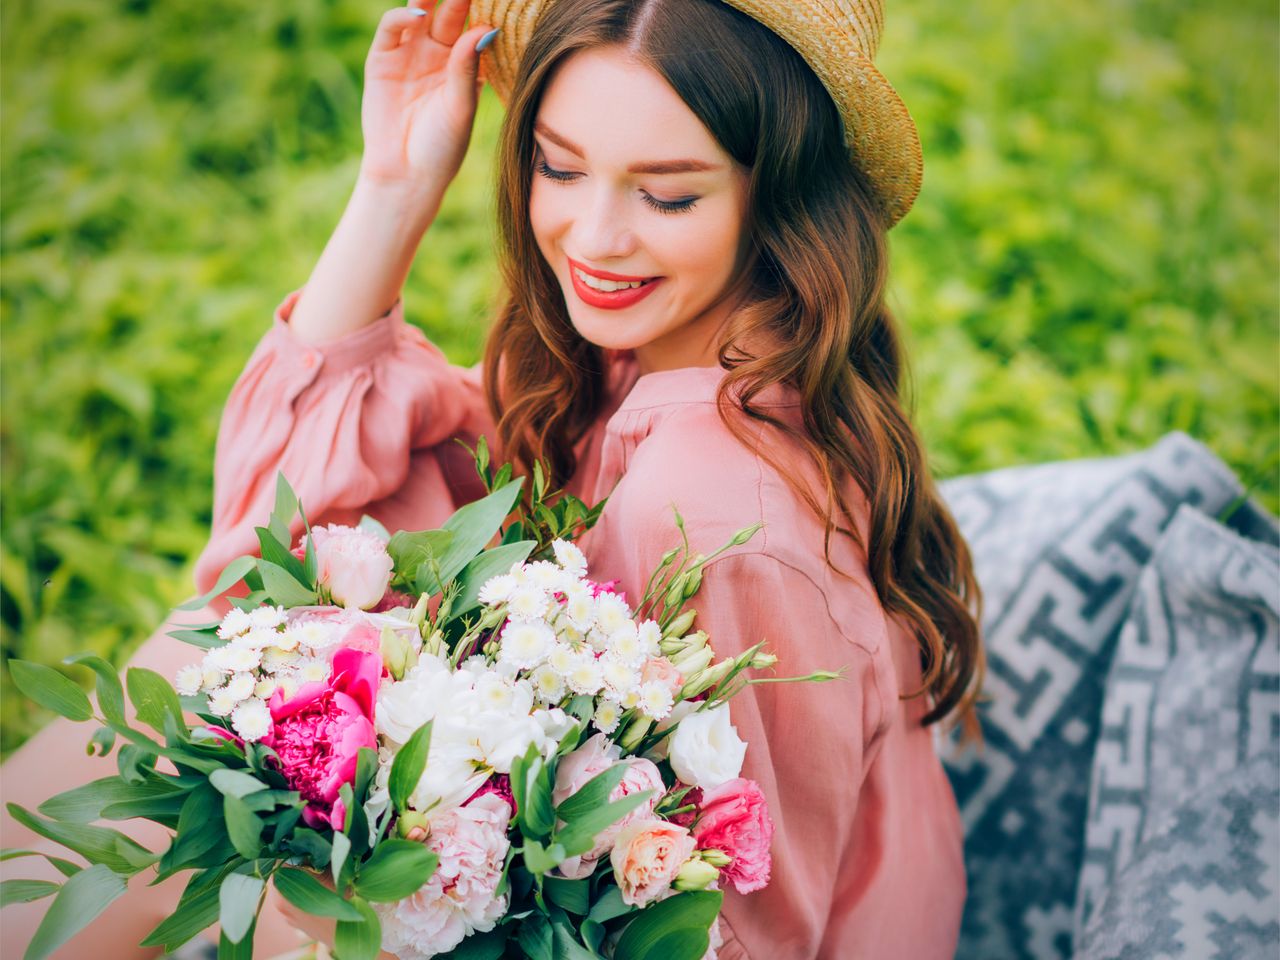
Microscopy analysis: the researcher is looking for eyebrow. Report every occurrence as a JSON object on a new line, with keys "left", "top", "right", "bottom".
{"left": 534, "top": 121, "right": 724, "bottom": 174}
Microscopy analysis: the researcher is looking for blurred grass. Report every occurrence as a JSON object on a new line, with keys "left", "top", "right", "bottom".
{"left": 1, "top": 0, "right": 1276, "bottom": 754}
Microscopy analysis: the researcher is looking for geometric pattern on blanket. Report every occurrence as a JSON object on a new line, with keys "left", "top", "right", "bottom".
{"left": 1073, "top": 504, "right": 1280, "bottom": 957}
{"left": 935, "top": 432, "right": 1260, "bottom": 960}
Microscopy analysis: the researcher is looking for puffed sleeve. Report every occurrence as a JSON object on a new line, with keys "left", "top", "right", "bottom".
{"left": 679, "top": 551, "right": 885, "bottom": 960}
{"left": 192, "top": 287, "right": 494, "bottom": 600}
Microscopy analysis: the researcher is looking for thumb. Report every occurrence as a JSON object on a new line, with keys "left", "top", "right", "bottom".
{"left": 445, "top": 24, "right": 498, "bottom": 108}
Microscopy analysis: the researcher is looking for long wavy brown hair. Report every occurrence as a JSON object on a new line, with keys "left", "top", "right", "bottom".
{"left": 482, "top": 0, "right": 985, "bottom": 739}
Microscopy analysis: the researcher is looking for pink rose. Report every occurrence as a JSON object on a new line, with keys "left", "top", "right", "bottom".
{"left": 309, "top": 524, "right": 394, "bottom": 611}
{"left": 263, "top": 647, "right": 380, "bottom": 830}
{"left": 610, "top": 819, "right": 696, "bottom": 906}
{"left": 376, "top": 793, "right": 512, "bottom": 957}
{"left": 552, "top": 733, "right": 620, "bottom": 808}
{"left": 556, "top": 756, "right": 665, "bottom": 880}
{"left": 640, "top": 657, "right": 684, "bottom": 696}
{"left": 692, "top": 778, "right": 774, "bottom": 894}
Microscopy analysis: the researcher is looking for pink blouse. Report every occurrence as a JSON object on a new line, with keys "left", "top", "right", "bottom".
{"left": 194, "top": 289, "right": 966, "bottom": 960}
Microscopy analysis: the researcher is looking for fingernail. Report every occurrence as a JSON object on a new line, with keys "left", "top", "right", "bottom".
{"left": 475, "top": 27, "right": 500, "bottom": 52}
{"left": 408, "top": 8, "right": 427, "bottom": 15}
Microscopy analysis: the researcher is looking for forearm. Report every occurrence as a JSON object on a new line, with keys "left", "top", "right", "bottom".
{"left": 286, "top": 175, "right": 443, "bottom": 344}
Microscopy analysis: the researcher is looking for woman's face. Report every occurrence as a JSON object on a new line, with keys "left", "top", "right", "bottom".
{"left": 529, "top": 47, "right": 752, "bottom": 374}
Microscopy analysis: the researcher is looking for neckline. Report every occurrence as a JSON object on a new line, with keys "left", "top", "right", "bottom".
{"left": 614, "top": 361, "right": 800, "bottom": 414}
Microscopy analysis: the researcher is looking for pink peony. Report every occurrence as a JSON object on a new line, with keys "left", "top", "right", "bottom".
{"left": 309, "top": 524, "right": 394, "bottom": 610}
{"left": 263, "top": 646, "right": 380, "bottom": 830}
{"left": 610, "top": 819, "right": 696, "bottom": 906}
{"left": 556, "top": 756, "right": 665, "bottom": 880}
{"left": 465, "top": 773, "right": 516, "bottom": 814}
{"left": 692, "top": 778, "right": 774, "bottom": 894}
{"left": 376, "top": 794, "right": 512, "bottom": 958}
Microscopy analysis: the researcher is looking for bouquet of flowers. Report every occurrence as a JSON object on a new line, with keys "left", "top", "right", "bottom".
{"left": 4, "top": 444, "right": 836, "bottom": 960}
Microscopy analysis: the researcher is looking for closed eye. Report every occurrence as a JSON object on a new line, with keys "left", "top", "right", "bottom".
{"left": 534, "top": 158, "right": 699, "bottom": 215}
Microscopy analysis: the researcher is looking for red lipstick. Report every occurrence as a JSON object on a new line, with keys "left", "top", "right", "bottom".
{"left": 568, "top": 257, "right": 664, "bottom": 310}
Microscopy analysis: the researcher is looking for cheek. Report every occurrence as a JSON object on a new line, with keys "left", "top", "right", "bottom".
{"left": 657, "top": 204, "right": 744, "bottom": 292}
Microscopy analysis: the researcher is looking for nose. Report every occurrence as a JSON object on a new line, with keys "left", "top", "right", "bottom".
{"left": 571, "top": 185, "right": 637, "bottom": 263}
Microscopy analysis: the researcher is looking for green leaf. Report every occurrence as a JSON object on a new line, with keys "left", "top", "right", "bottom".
{"left": 255, "top": 526, "right": 308, "bottom": 585}
{"left": 8, "top": 661, "right": 93, "bottom": 722}
{"left": 222, "top": 795, "right": 263, "bottom": 860}
{"left": 438, "top": 927, "right": 509, "bottom": 959}
{"left": 512, "top": 748, "right": 556, "bottom": 841}
{"left": 272, "top": 472, "right": 300, "bottom": 529}
{"left": 282, "top": 828, "right": 331, "bottom": 870}
{"left": 218, "top": 916, "right": 256, "bottom": 960}
{"left": 0, "top": 879, "right": 60, "bottom": 907}
{"left": 358, "top": 516, "right": 391, "bottom": 542}
{"left": 388, "top": 721, "right": 433, "bottom": 813}
{"left": 449, "top": 540, "right": 537, "bottom": 617}
{"left": 612, "top": 890, "right": 722, "bottom": 960}
{"left": 330, "top": 830, "right": 351, "bottom": 887}
{"left": 557, "top": 791, "right": 655, "bottom": 859}
{"left": 87, "top": 726, "right": 116, "bottom": 757}
{"left": 0, "top": 849, "right": 81, "bottom": 878}
{"left": 387, "top": 529, "right": 454, "bottom": 589}
{"left": 333, "top": 895, "right": 382, "bottom": 960}
{"left": 210, "top": 768, "right": 268, "bottom": 799}
{"left": 354, "top": 839, "right": 438, "bottom": 902}
{"left": 552, "top": 921, "right": 601, "bottom": 960}
{"left": 167, "top": 628, "right": 223, "bottom": 649}
{"left": 517, "top": 913, "right": 553, "bottom": 960}
{"left": 38, "top": 776, "right": 182, "bottom": 823}
{"left": 23, "top": 864, "right": 127, "bottom": 960}
{"left": 544, "top": 876, "right": 590, "bottom": 915}
{"left": 218, "top": 870, "right": 264, "bottom": 944}
{"left": 62, "top": 653, "right": 125, "bottom": 726}
{"left": 520, "top": 838, "right": 566, "bottom": 876}
{"left": 274, "top": 867, "right": 362, "bottom": 920}
{"left": 159, "top": 784, "right": 224, "bottom": 875}
{"left": 125, "top": 667, "right": 188, "bottom": 738}
{"left": 355, "top": 746, "right": 378, "bottom": 803}
{"left": 141, "top": 866, "right": 230, "bottom": 949}
{"left": 587, "top": 885, "right": 634, "bottom": 924}
{"left": 424, "top": 478, "right": 525, "bottom": 592}
{"left": 256, "top": 559, "right": 318, "bottom": 606}
{"left": 6, "top": 803, "right": 156, "bottom": 876}
{"left": 178, "top": 556, "right": 257, "bottom": 611}
{"left": 555, "top": 765, "right": 627, "bottom": 823}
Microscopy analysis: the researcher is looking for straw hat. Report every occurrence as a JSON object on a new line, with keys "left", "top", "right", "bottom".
{"left": 469, "top": 0, "right": 923, "bottom": 228}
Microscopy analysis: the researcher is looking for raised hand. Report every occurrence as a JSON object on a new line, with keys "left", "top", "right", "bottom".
{"left": 358, "top": 0, "right": 496, "bottom": 196}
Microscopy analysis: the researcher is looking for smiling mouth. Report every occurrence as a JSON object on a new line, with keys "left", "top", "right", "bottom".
{"left": 572, "top": 266, "right": 659, "bottom": 292}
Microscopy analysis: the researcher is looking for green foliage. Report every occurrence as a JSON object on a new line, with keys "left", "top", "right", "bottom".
{"left": 2, "top": 0, "right": 1275, "bottom": 756}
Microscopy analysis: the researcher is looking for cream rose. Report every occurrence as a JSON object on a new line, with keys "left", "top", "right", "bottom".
{"left": 610, "top": 819, "right": 697, "bottom": 906}
{"left": 311, "top": 524, "right": 394, "bottom": 610}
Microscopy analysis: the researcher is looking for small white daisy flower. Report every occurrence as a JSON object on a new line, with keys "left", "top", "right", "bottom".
{"left": 207, "top": 687, "right": 237, "bottom": 717}
{"left": 566, "top": 653, "right": 604, "bottom": 697}
{"left": 299, "top": 658, "right": 331, "bottom": 683}
{"left": 637, "top": 681, "right": 674, "bottom": 721}
{"left": 506, "top": 586, "right": 550, "bottom": 623}
{"left": 499, "top": 622, "right": 555, "bottom": 670}
{"left": 231, "top": 698, "right": 272, "bottom": 742}
{"left": 292, "top": 621, "right": 334, "bottom": 652}
{"left": 529, "top": 664, "right": 566, "bottom": 703}
{"left": 200, "top": 665, "right": 226, "bottom": 693}
{"left": 253, "top": 677, "right": 277, "bottom": 700}
{"left": 478, "top": 573, "right": 519, "bottom": 607}
{"left": 249, "top": 605, "right": 288, "bottom": 631}
{"left": 525, "top": 560, "right": 569, "bottom": 592}
{"left": 637, "top": 620, "right": 663, "bottom": 657}
{"left": 277, "top": 676, "right": 300, "bottom": 701}
{"left": 552, "top": 539, "right": 588, "bottom": 576}
{"left": 561, "top": 587, "right": 596, "bottom": 632}
{"left": 594, "top": 593, "right": 632, "bottom": 636}
{"left": 618, "top": 688, "right": 642, "bottom": 710}
{"left": 221, "top": 645, "right": 262, "bottom": 673}
{"left": 607, "top": 622, "right": 645, "bottom": 667}
{"left": 225, "top": 672, "right": 256, "bottom": 701}
{"left": 261, "top": 647, "right": 302, "bottom": 674}
{"left": 593, "top": 699, "right": 623, "bottom": 735}
{"left": 600, "top": 656, "right": 640, "bottom": 697}
{"left": 216, "top": 608, "right": 253, "bottom": 640}
{"left": 546, "top": 643, "right": 577, "bottom": 676}
{"left": 240, "top": 627, "right": 282, "bottom": 650}
{"left": 174, "top": 665, "right": 203, "bottom": 697}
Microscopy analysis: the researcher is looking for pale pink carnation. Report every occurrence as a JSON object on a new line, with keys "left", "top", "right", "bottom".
{"left": 376, "top": 794, "right": 512, "bottom": 959}
{"left": 692, "top": 778, "right": 774, "bottom": 894}
{"left": 310, "top": 524, "right": 394, "bottom": 610}
{"left": 610, "top": 819, "right": 696, "bottom": 906}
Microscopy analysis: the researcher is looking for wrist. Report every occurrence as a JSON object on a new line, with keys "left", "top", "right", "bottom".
{"left": 352, "top": 169, "right": 445, "bottom": 225}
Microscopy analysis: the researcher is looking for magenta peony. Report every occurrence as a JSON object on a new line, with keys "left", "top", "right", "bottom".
{"left": 262, "top": 646, "right": 380, "bottom": 830}
{"left": 691, "top": 778, "right": 774, "bottom": 894}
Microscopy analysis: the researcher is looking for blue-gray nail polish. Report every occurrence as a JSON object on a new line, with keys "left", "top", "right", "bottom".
{"left": 408, "top": 7, "right": 427, "bottom": 15}
{"left": 475, "top": 28, "right": 500, "bottom": 52}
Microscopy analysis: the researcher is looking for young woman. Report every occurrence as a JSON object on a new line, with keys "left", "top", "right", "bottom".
{"left": 2, "top": 1, "right": 984, "bottom": 957}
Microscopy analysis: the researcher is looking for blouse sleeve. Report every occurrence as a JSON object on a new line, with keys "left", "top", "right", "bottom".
{"left": 192, "top": 287, "right": 494, "bottom": 601}
{"left": 671, "top": 551, "right": 886, "bottom": 960}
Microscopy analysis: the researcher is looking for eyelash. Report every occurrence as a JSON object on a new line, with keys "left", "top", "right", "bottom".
{"left": 534, "top": 158, "right": 699, "bottom": 215}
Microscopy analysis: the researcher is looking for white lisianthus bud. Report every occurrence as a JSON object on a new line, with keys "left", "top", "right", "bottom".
{"left": 668, "top": 704, "right": 746, "bottom": 789}
{"left": 700, "top": 848, "right": 732, "bottom": 868}
{"left": 679, "top": 658, "right": 734, "bottom": 700}
{"left": 670, "top": 644, "right": 714, "bottom": 678}
{"left": 673, "top": 858, "right": 720, "bottom": 892}
{"left": 662, "top": 610, "right": 697, "bottom": 640}
{"left": 313, "top": 524, "right": 394, "bottom": 610}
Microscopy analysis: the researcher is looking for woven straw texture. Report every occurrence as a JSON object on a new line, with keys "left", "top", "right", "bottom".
{"left": 469, "top": 0, "right": 923, "bottom": 227}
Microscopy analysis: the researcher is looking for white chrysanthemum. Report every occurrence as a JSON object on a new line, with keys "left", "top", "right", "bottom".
{"left": 174, "top": 665, "right": 203, "bottom": 697}
{"left": 529, "top": 664, "right": 566, "bottom": 703}
{"left": 600, "top": 656, "right": 640, "bottom": 697}
{"left": 277, "top": 676, "right": 300, "bottom": 701}
{"left": 566, "top": 653, "right": 604, "bottom": 696}
{"left": 261, "top": 646, "right": 302, "bottom": 674}
{"left": 552, "top": 539, "right": 588, "bottom": 576}
{"left": 478, "top": 573, "right": 519, "bottom": 607}
{"left": 499, "top": 622, "right": 555, "bottom": 670}
{"left": 231, "top": 698, "right": 272, "bottom": 742}
{"left": 239, "top": 627, "right": 282, "bottom": 650}
{"left": 637, "top": 620, "right": 663, "bottom": 657}
{"left": 593, "top": 699, "right": 623, "bottom": 735}
{"left": 618, "top": 687, "right": 642, "bottom": 710}
{"left": 637, "top": 681, "right": 674, "bottom": 721}
{"left": 253, "top": 677, "right": 277, "bottom": 700}
{"left": 291, "top": 621, "right": 335, "bottom": 652}
{"left": 249, "top": 605, "right": 288, "bottom": 630}
{"left": 272, "top": 628, "right": 301, "bottom": 652}
{"left": 216, "top": 607, "right": 252, "bottom": 640}
{"left": 200, "top": 665, "right": 225, "bottom": 693}
{"left": 554, "top": 620, "right": 587, "bottom": 647}
{"left": 299, "top": 658, "right": 331, "bottom": 683}
{"left": 221, "top": 645, "right": 262, "bottom": 673}
{"left": 594, "top": 593, "right": 631, "bottom": 636}
{"left": 585, "top": 627, "right": 611, "bottom": 653}
{"left": 506, "top": 586, "right": 550, "bottom": 623}
{"left": 225, "top": 672, "right": 256, "bottom": 701}
{"left": 607, "top": 622, "right": 646, "bottom": 666}
{"left": 561, "top": 586, "right": 596, "bottom": 632}
{"left": 525, "top": 560, "right": 568, "bottom": 592}
{"left": 546, "top": 643, "right": 577, "bottom": 676}
{"left": 207, "top": 687, "right": 237, "bottom": 717}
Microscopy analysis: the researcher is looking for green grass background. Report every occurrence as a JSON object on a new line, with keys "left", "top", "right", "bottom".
{"left": 2, "top": 0, "right": 1276, "bottom": 754}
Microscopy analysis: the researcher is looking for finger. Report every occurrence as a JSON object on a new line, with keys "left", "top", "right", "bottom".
{"left": 371, "top": 6, "right": 431, "bottom": 53}
{"left": 445, "top": 23, "right": 497, "bottom": 106}
{"left": 430, "top": 0, "right": 470, "bottom": 46}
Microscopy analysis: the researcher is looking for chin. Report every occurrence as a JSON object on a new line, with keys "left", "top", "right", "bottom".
{"left": 564, "top": 309, "right": 654, "bottom": 353}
